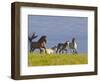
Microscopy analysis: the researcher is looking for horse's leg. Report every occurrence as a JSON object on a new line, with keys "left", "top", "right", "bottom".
{"left": 30, "top": 48, "right": 35, "bottom": 53}
{"left": 73, "top": 49, "right": 77, "bottom": 54}
{"left": 44, "top": 47, "right": 47, "bottom": 54}
{"left": 59, "top": 48, "right": 62, "bottom": 54}
{"left": 56, "top": 44, "right": 61, "bottom": 54}
{"left": 59, "top": 49, "right": 62, "bottom": 53}
{"left": 31, "top": 48, "right": 35, "bottom": 52}
{"left": 62, "top": 50, "right": 64, "bottom": 54}
{"left": 30, "top": 45, "right": 32, "bottom": 52}
{"left": 75, "top": 49, "right": 78, "bottom": 54}
{"left": 60, "top": 48, "right": 64, "bottom": 54}
{"left": 71, "top": 49, "right": 74, "bottom": 55}
{"left": 30, "top": 48, "right": 32, "bottom": 52}
{"left": 56, "top": 48, "right": 59, "bottom": 54}
{"left": 72, "top": 49, "right": 76, "bottom": 54}
{"left": 33, "top": 48, "right": 35, "bottom": 51}
{"left": 73, "top": 49, "right": 75, "bottom": 54}
{"left": 39, "top": 48, "right": 43, "bottom": 54}
{"left": 64, "top": 49, "right": 67, "bottom": 54}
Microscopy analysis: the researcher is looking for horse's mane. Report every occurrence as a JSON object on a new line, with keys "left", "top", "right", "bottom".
{"left": 38, "top": 35, "right": 47, "bottom": 43}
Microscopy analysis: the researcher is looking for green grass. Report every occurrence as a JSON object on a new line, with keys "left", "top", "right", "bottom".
{"left": 28, "top": 52, "right": 88, "bottom": 66}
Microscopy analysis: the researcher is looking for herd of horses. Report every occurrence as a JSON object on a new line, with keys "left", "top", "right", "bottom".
{"left": 28, "top": 33, "right": 78, "bottom": 54}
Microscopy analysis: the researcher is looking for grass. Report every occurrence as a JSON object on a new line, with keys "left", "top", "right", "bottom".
{"left": 28, "top": 52, "right": 88, "bottom": 66}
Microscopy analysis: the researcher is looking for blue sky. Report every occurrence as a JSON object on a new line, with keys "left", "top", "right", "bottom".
{"left": 28, "top": 15, "right": 88, "bottom": 53}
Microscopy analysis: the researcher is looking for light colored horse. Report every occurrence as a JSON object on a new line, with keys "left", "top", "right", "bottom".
{"left": 67, "top": 38, "right": 78, "bottom": 54}
{"left": 46, "top": 48, "right": 55, "bottom": 54}
{"left": 43, "top": 46, "right": 57, "bottom": 54}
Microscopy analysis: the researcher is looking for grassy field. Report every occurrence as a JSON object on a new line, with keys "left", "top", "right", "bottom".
{"left": 28, "top": 52, "right": 88, "bottom": 66}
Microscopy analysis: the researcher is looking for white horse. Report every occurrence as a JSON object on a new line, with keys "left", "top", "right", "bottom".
{"left": 67, "top": 37, "right": 78, "bottom": 54}
{"left": 44, "top": 46, "right": 57, "bottom": 54}
{"left": 46, "top": 48, "right": 55, "bottom": 54}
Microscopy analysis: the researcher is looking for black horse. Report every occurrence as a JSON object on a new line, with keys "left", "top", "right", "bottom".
{"left": 30, "top": 35, "right": 47, "bottom": 53}
{"left": 56, "top": 41, "right": 68, "bottom": 54}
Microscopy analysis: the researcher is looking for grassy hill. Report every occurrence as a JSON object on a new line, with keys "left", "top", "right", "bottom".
{"left": 28, "top": 52, "right": 88, "bottom": 66}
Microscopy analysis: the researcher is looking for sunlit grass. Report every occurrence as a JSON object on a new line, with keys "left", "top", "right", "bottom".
{"left": 28, "top": 52, "right": 88, "bottom": 66}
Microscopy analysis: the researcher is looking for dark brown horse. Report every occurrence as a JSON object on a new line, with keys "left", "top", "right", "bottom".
{"left": 30, "top": 35, "right": 47, "bottom": 53}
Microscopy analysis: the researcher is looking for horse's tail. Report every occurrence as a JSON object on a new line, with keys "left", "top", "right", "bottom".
{"left": 28, "top": 37, "right": 32, "bottom": 43}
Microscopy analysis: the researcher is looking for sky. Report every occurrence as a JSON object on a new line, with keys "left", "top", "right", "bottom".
{"left": 28, "top": 15, "right": 88, "bottom": 53}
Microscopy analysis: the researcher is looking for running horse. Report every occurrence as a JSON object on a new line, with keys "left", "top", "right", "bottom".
{"left": 56, "top": 37, "right": 78, "bottom": 54}
{"left": 30, "top": 35, "right": 47, "bottom": 53}
{"left": 68, "top": 37, "right": 78, "bottom": 54}
{"left": 56, "top": 41, "right": 69, "bottom": 54}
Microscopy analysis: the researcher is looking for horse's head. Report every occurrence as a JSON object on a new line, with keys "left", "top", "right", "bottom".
{"left": 64, "top": 41, "right": 69, "bottom": 44}
{"left": 72, "top": 37, "right": 75, "bottom": 40}
{"left": 38, "top": 35, "right": 47, "bottom": 43}
{"left": 72, "top": 37, "right": 76, "bottom": 43}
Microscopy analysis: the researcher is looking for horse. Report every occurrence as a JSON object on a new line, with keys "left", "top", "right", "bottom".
{"left": 45, "top": 46, "right": 57, "bottom": 54}
{"left": 28, "top": 32, "right": 38, "bottom": 42}
{"left": 68, "top": 37, "right": 78, "bottom": 54}
{"left": 30, "top": 35, "right": 47, "bottom": 53}
{"left": 56, "top": 41, "right": 68, "bottom": 54}
{"left": 45, "top": 48, "right": 54, "bottom": 54}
